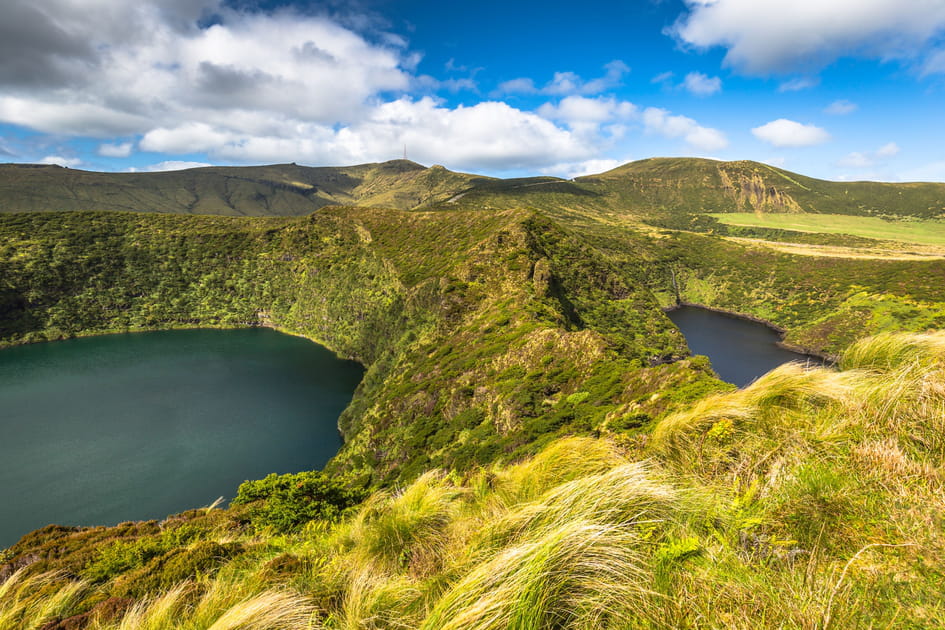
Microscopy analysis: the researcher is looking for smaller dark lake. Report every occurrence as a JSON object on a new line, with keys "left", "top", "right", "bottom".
{"left": 0, "top": 328, "right": 363, "bottom": 549}
{"left": 665, "top": 305, "right": 823, "bottom": 387}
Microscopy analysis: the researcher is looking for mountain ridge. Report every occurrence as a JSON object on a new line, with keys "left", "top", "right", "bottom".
{"left": 4, "top": 157, "right": 945, "bottom": 219}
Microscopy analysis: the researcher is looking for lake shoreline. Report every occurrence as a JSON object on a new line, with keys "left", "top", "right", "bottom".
{"left": 663, "top": 301, "right": 838, "bottom": 364}
{"left": 0, "top": 318, "right": 364, "bottom": 366}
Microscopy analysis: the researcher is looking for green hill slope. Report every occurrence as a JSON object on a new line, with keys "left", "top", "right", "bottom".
{"left": 0, "top": 160, "right": 486, "bottom": 215}
{"left": 579, "top": 157, "right": 945, "bottom": 219}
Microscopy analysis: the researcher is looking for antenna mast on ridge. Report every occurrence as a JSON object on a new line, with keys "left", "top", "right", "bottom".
{"left": 403, "top": 144, "right": 407, "bottom": 160}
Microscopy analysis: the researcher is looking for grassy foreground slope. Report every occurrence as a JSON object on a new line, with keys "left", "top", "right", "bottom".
{"left": 2, "top": 332, "right": 943, "bottom": 628}
{"left": 0, "top": 208, "right": 716, "bottom": 484}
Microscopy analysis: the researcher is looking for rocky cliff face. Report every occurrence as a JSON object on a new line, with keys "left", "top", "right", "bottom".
{"left": 718, "top": 167, "right": 804, "bottom": 213}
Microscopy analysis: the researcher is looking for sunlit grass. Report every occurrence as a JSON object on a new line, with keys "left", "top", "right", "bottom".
{"left": 711, "top": 212, "right": 945, "bottom": 247}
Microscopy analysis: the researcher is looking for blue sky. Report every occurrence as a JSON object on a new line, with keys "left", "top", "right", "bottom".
{"left": 2, "top": 0, "right": 945, "bottom": 181}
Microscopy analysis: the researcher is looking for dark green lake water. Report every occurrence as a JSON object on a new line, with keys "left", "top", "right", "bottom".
{"left": 0, "top": 328, "right": 363, "bottom": 549}
{"left": 666, "top": 306, "right": 823, "bottom": 387}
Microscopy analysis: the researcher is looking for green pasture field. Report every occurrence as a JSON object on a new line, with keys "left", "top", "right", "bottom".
{"left": 711, "top": 212, "right": 945, "bottom": 247}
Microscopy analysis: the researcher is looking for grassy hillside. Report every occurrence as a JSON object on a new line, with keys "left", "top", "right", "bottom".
{"left": 0, "top": 161, "right": 487, "bottom": 215}
{"left": 2, "top": 332, "right": 943, "bottom": 628}
{"left": 580, "top": 158, "right": 945, "bottom": 220}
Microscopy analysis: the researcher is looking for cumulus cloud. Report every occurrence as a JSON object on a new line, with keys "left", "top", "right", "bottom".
{"left": 642, "top": 107, "right": 729, "bottom": 152}
{"left": 135, "top": 98, "right": 601, "bottom": 173}
{"left": 0, "top": 3, "right": 646, "bottom": 172}
{"left": 0, "top": 0, "right": 411, "bottom": 137}
{"left": 495, "top": 60, "right": 629, "bottom": 96}
{"left": 825, "top": 100, "right": 858, "bottom": 115}
{"left": 0, "top": 2, "right": 725, "bottom": 173}
{"left": 682, "top": 72, "right": 722, "bottom": 96}
{"left": 537, "top": 96, "right": 637, "bottom": 124}
{"left": 98, "top": 142, "right": 134, "bottom": 157}
{"left": 752, "top": 119, "right": 830, "bottom": 147}
{"left": 670, "top": 0, "right": 945, "bottom": 75}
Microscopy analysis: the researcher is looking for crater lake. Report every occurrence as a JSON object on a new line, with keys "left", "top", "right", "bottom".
{"left": 0, "top": 328, "right": 363, "bottom": 548}
{"left": 666, "top": 305, "right": 824, "bottom": 388}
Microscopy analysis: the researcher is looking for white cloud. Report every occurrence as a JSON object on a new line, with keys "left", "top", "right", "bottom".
{"left": 140, "top": 122, "right": 235, "bottom": 154}
{"left": 145, "top": 160, "right": 213, "bottom": 172}
{"left": 836, "top": 152, "right": 873, "bottom": 168}
{"left": 537, "top": 96, "right": 636, "bottom": 124}
{"left": 682, "top": 72, "right": 722, "bottom": 96}
{"left": 825, "top": 100, "right": 858, "bottom": 115}
{"left": 540, "top": 159, "right": 626, "bottom": 179}
{"left": 642, "top": 107, "right": 729, "bottom": 152}
{"left": 0, "top": 5, "right": 646, "bottom": 173}
{"left": 777, "top": 77, "right": 819, "bottom": 92}
{"left": 417, "top": 76, "right": 477, "bottom": 93}
{"left": 496, "top": 60, "right": 629, "bottom": 96}
{"left": 0, "top": 1, "right": 412, "bottom": 137}
{"left": 923, "top": 48, "right": 945, "bottom": 75}
{"left": 0, "top": 3, "right": 740, "bottom": 174}
{"left": 651, "top": 71, "right": 674, "bottom": 84}
{"left": 836, "top": 142, "right": 900, "bottom": 168}
{"left": 39, "top": 155, "right": 82, "bottom": 167}
{"left": 495, "top": 77, "right": 537, "bottom": 94}
{"left": 0, "top": 97, "right": 150, "bottom": 137}
{"left": 98, "top": 141, "right": 134, "bottom": 157}
{"left": 875, "top": 141, "right": 900, "bottom": 158}
{"left": 142, "top": 98, "right": 601, "bottom": 173}
{"left": 670, "top": 0, "right": 945, "bottom": 75}
{"left": 752, "top": 119, "right": 830, "bottom": 147}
